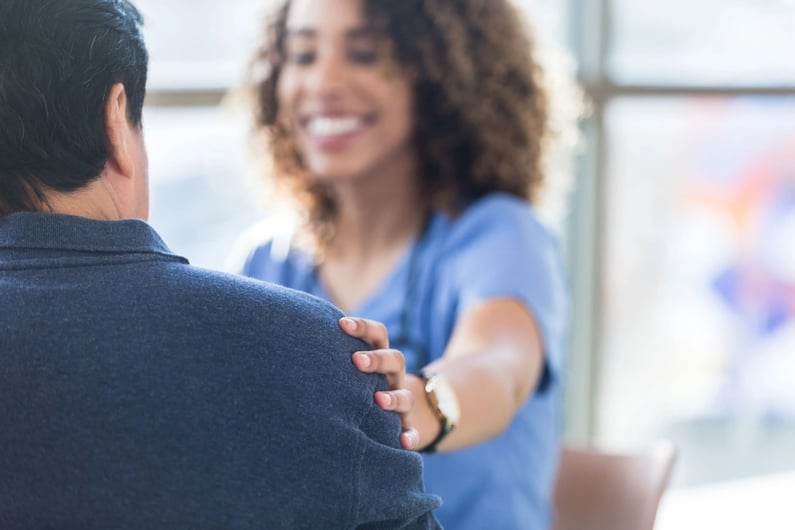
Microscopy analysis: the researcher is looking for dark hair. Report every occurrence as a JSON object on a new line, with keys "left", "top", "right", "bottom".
{"left": 251, "top": 0, "right": 549, "bottom": 245}
{"left": 0, "top": 0, "right": 148, "bottom": 215}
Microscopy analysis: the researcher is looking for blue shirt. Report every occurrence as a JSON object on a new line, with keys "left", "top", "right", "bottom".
{"left": 239, "top": 193, "right": 569, "bottom": 529}
{"left": 1, "top": 212, "right": 441, "bottom": 529}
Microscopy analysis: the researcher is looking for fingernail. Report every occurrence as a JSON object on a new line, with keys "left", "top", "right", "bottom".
{"left": 355, "top": 352, "right": 371, "bottom": 368}
{"left": 409, "top": 431, "right": 419, "bottom": 449}
{"left": 403, "top": 431, "right": 418, "bottom": 450}
{"left": 381, "top": 393, "right": 392, "bottom": 406}
{"left": 342, "top": 317, "right": 357, "bottom": 330}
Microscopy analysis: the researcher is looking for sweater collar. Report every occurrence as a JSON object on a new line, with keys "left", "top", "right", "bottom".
{"left": 0, "top": 212, "right": 182, "bottom": 260}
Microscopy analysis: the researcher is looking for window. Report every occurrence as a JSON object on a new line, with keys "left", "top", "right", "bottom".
{"left": 572, "top": 0, "right": 795, "bottom": 488}
{"left": 137, "top": 0, "right": 267, "bottom": 270}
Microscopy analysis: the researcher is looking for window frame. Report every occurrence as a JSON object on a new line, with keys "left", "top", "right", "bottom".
{"left": 564, "top": 0, "right": 795, "bottom": 443}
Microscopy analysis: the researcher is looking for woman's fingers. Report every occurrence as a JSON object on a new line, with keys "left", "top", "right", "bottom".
{"left": 343, "top": 316, "right": 418, "bottom": 451}
{"left": 377, "top": 390, "right": 417, "bottom": 451}
{"left": 374, "top": 388, "right": 414, "bottom": 413}
{"left": 400, "top": 428, "right": 420, "bottom": 451}
{"left": 351, "top": 348, "right": 405, "bottom": 390}
{"left": 351, "top": 348, "right": 405, "bottom": 374}
{"left": 340, "top": 317, "right": 389, "bottom": 349}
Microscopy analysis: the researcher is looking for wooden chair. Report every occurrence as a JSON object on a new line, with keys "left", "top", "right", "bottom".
{"left": 552, "top": 441, "right": 676, "bottom": 530}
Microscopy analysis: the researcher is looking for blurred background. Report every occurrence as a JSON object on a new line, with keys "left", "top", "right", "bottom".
{"left": 136, "top": 0, "right": 795, "bottom": 527}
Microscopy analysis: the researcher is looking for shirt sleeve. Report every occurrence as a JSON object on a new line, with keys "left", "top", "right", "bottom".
{"left": 274, "top": 293, "right": 442, "bottom": 528}
{"left": 351, "top": 401, "right": 443, "bottom": 529}
{"left": 439, "top": 194, "right": 569, "bottom": 393}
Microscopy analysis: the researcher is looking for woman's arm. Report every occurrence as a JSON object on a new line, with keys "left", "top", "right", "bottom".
{"left": 342, "top": 296, "right": 545, "bottom": 453}
{"left": 408, "top": 297, "right": 545, "bottom": 452}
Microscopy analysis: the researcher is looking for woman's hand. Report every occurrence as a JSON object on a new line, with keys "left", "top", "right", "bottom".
{"left": 340, "top": 317, "right": 419, "bottom": 451}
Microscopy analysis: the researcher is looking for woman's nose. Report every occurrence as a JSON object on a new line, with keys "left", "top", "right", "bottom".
{"left": 305, "top": 53, "right": 348, "bottom": 97}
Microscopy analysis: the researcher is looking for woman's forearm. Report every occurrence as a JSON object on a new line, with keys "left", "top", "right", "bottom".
{"left": 415, "top": 298, "right": 544, "bottom": 452}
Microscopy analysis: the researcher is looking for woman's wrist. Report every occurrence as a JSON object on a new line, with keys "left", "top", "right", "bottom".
{"left": 407, "top": 374, "right": 443, "bottom": 450}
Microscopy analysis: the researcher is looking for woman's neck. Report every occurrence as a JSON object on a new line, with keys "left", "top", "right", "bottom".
{"left": 332, "top": 199, "right": 425, "bottom": 259}
{"left": 314, "top": 156, "right": 427, "bottom": 313}
{"left": 328, "top": 157, "right": 427, "bottom": 261}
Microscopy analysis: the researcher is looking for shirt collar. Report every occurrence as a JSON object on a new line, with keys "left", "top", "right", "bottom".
{"left": 0, "top": 212, "right": 183, "bottom": 260}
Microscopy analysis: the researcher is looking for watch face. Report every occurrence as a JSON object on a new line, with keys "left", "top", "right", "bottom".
{"left": 431, "top": 375, "right": 461, "bottom": 425}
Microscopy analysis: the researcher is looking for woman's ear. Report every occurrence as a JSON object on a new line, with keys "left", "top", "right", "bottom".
{"left": 103, "top": 83, "right": 136, "bottom": 179}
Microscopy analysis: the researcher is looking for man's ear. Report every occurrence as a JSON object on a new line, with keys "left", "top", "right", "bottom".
{"left": 104, "top": 83, "right": 136, "bottom": 179}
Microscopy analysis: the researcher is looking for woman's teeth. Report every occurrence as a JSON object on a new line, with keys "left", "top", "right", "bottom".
{"left": 307, "top": 116, "right": 363, "bottom": 137}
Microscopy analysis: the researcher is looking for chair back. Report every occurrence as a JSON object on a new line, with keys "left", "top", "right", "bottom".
{"left": 552, "top": 441, "right": 676, "bottom": 530}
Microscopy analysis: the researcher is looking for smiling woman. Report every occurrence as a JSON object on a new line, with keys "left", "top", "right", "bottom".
{"left": 236, "top": 0, "right": 571, "bottom": 528}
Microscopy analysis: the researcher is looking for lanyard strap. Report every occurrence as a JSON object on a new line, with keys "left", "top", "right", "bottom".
{"left": 304, "top": 215, "right": 434, "bottom": 370}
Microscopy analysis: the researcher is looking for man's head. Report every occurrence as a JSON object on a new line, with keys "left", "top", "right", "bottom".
{"left": 0, "top": 0, "right": 149, "bottom": 219}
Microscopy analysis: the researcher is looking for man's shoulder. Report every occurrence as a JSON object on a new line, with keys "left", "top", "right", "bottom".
{"left": 158, "top": 261, "right": 319, "bottom": 304}
{"left": 135, "top": 263, "right": 352, "bottom": 352}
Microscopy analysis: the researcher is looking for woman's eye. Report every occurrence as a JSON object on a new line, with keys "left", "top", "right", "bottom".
{"left": 287, "top": 51, "right": 315, "bottom": 65}
{"left": 349, "top": 49, "right": 378, "bottom": 64}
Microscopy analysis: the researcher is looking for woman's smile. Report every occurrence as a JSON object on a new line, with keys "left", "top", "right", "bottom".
{"left": 302, "top": 113, "right": 374, "bottom": 149}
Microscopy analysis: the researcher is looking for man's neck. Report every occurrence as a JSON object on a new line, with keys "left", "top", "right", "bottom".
{"left": 43, "top": 176, "right": 128, "bottom": 221}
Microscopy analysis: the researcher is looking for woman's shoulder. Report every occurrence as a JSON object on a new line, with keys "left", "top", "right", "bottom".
{"left": 226, "top": 216, "right": 309, "bottom": 278}
{"left": 440, "top": 192, "right": 556, "bottom": 251}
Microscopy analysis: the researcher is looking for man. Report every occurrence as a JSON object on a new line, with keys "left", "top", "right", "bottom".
{"left": 0, "top": 1, "right": 440, "bottom": 528}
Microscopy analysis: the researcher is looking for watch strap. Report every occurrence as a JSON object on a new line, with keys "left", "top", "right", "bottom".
{"left": 420, "top": 373, "right": 455, "bottom": 454}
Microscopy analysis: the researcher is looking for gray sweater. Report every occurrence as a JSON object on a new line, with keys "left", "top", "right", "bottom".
{"left": 0, "top": 212, "right": 441, "bottom": 529}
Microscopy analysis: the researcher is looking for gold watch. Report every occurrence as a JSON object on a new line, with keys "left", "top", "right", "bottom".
{"left": 421, "top": 373, "right": 460, "bottom": 453}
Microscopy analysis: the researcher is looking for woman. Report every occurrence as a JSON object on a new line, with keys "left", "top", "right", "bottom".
{"left": 238, "top": 0, "right": 570, "bottom": 527}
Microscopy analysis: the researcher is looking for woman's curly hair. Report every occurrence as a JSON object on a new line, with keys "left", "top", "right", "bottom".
{"left": 250, "top": 0, "right": 551, "bottom": 244}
